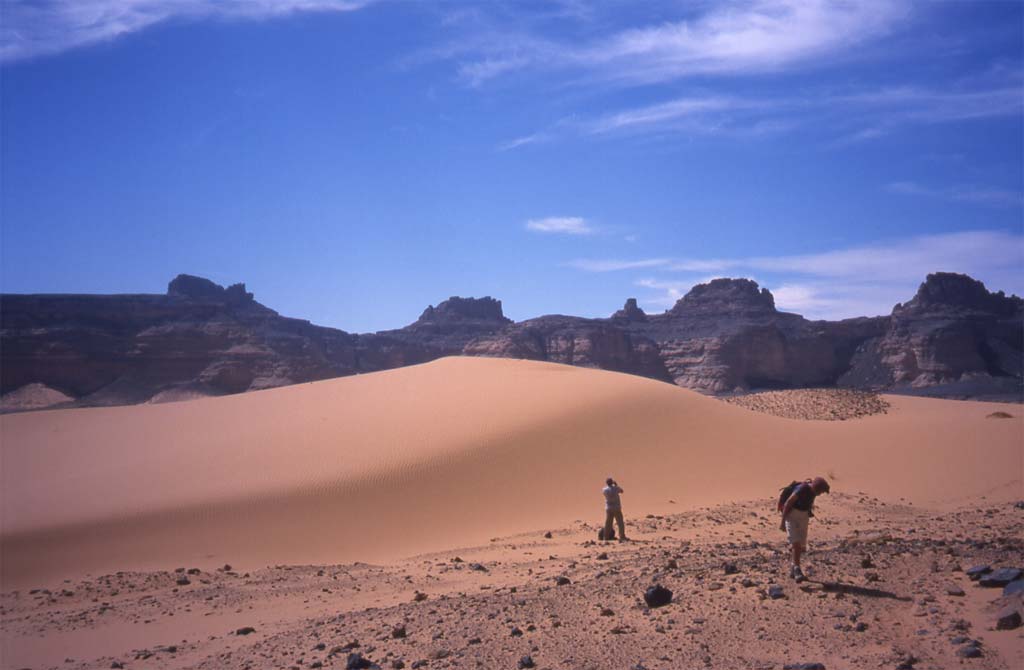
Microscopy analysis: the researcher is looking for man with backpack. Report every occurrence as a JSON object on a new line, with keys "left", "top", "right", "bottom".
{"left": 602, "top": 477, "right": 627, "bottom": 542}
{"left": 778, "top": 476, "right": 830, "bottom": 582}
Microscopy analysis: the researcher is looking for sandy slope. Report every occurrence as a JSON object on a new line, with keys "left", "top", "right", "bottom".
{"left": 1, "top": 357, "right": 1021, "bottom": 589}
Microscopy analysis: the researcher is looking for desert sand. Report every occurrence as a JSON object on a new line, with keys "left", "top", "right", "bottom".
{"left": 1, "top": 357, "right": 1021, "bottom": 669}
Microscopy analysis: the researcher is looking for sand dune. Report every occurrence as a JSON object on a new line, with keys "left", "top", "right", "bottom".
{"left": 1, "top": 357, "right": 1020, "bottom": 588}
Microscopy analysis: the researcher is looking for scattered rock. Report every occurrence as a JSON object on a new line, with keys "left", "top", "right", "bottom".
{"left": 643, "top": 584, "right": 673, "bottom": 608}
{"left": 392, "top": 625, "right": 407, "bottom": 639}
{"left": 979, "top": 567, "right": 1022, "bottom": 587}
{"left": 235, "top": 626, "right": 256, "bottom": 635}
{"left": 1003, "top": 580, "right": 1024, "bottom": 597}
{"left": 555, "top": 576, "right": 571, "bottom": 586}
{"left": 996, "top": 606, "right": 1021, "bottom": 630}
{"left": 767, "top": 585, "right": 785, "bottom": 600}
{"left": 517, "top": 655, "right": 536, "bottom": 669}
{"left": 965, "top": 565, "right": 991, "bottom": 580}
{"left": 726, "top": 389, "right": 888, "bottom": 421}
{"left": 347, "top": 652, "right": 378, "bottom": 669}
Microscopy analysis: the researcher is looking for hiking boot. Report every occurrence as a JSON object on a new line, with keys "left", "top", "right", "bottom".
{"left": 792, "top": 566, "right": 805, "bottom": 583}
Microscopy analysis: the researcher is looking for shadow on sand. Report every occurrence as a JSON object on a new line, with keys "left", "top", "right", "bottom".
{"left": 806, "top": 580, "right": 911, "bottom": 601}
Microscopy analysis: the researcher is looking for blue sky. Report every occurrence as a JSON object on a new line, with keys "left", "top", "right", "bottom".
{"left": 1, "top": 1, "right": 1022, "bottom": 332}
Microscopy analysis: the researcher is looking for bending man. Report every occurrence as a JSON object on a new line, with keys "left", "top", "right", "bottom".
{"left": 780, "top": 476, "right": 830, "bottom": 582}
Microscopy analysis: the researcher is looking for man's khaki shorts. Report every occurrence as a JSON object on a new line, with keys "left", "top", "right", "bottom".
{"left": 786, "top": 509, "right": 810, "bottom": 546}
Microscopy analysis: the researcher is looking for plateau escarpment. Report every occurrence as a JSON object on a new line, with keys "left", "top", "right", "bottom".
{"left": 840, "top": 273, "right": 1023, "bottom": 397}
{"left": 1, "top": 272, "right": 1020, "bottom": 409}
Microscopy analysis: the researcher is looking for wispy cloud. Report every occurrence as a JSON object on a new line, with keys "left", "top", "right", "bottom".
{"left": 1, "top": 0, "right": 372, "bottom": 63}
{"left": 743, "top": 230, "right": 1023, "bottom": 281}
{"left": 580, "top": 230, "right": 1024, "bottom": 319}
{"left": 568, "top": 258, "right": 669, "bottom": 272}
{"left": 457, "top": 0, "right": 908, "bottom": 86}
{"left": 586, "top": 96, "right": 740, "bottom": 134}
{"left": 887, "top": 181, "right": 1024, "bottom": 208}
{"left": 525, "top": 216, "right": 594, "bottom": 235}
{"left": 508, "top": 79, "right": 1022, "bottom": 146}
{"left": 840, "top": 85, "right": 1024, "bottom": 123}
{"left": 497, "top": 132, "right": 550, "bottom": 152}
{"left": 768, "top": 281, "right": 912, "bottom": 320}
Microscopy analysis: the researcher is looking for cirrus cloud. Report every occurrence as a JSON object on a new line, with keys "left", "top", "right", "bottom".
{"left": 525, "top": 216, "right": 594, "bottom": 235}
{"left": 1, "top": 0, "right": 372, "bottom": 63}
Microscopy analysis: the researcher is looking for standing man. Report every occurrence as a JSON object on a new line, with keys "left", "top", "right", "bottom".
{"left": 779, "top": 476, "right": 830, "bottom": 582}
{"left": 602, "top": 477, "right": 627, "bottom": 542}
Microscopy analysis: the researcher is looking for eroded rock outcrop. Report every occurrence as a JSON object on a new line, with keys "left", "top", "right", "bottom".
{"left": 627, "top": 279, "right": 889, "bottom": 393}
{"left": 840, "top": 273, "right": 1023, "bottom": 396}
{"left": 611, "top": 298, "right": 647, "bottom": 323}
{"left": 1, "top": 280, "right": 360, "bottom": 406}
{"left": 464, "top": 315, "right": 670, "bottom": 381}
{"left": 2, "top": 272, "right": 1020, "bottom": 409}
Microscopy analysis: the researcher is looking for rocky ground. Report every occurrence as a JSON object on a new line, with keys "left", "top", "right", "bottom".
{"left": 723, "top": 389, "right": 891, "bottom": 421}
{"left": 2, "top": 496, "right": 1021, "bottom": 670}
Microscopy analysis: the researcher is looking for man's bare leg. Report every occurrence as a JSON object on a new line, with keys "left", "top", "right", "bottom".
{"left": 791, "top": 543, "right": 805, "bottom": 581}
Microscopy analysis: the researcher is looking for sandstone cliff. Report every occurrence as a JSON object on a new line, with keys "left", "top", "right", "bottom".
{"left": 839, "top": 273, "right": 1023, "bottom": 397}
{"left": 1, "top": 272, "right": 1020, "bottom": 410}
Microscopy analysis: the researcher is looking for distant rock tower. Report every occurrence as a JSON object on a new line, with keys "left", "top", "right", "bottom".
{"left": 612, "top": 298, "right": 648, "bottom": 322}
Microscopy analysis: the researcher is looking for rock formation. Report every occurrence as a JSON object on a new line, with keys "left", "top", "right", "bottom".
{"left": 1, "top": 272, "right": 1020, "bottom": 409}
{"left": 622, "top": 279, "right": 889, "bottom": 393}
{"left": 839, "top": 273, "right": 1023, "bottom": 397}
{"left": 464, "top": 315, "right": 671, "bottom": 382}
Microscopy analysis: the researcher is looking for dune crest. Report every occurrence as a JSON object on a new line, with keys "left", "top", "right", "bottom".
{"left": 1, "top": 356, "right": 1020, "bottom": 587}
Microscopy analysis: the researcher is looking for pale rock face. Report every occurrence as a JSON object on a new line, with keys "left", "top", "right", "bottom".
{"left": 841, "top": 273, "right": 1023, "bottom": 395}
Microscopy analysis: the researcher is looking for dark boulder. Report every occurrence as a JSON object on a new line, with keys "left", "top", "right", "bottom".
{"left": 996, "top": 606, "right": 1022, "bottom": 630}
{"left": 966, "top": 565, "right": 992, "bottom": 580}
{"left": 643, "top": 584, "right": 673, "bottom": 608}
{"left": 980, "top": 567, "right": 1022, "bottom": 587}
{"left": 1003, "top": 580, "right": 1024, "bottom": 597}
{"left": 346, "top": 653, "right": 379, "bottom": 670}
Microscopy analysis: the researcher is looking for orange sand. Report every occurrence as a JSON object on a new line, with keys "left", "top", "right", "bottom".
{"left": 1, "top": 357, "right": 1021, "bottom": 588}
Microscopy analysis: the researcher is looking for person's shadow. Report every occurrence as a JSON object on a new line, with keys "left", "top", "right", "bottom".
{"left": 803, "top": 579, "right": 911, "bottom": 601}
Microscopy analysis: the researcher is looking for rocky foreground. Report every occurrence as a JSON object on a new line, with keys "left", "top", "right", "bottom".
{"left": 3, "top": 497, "right": 1021, "bottom": 670}
{"left": 723, "top": 389, "right": 891, "bottom": 421}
